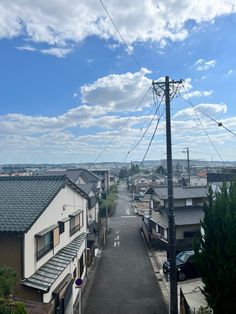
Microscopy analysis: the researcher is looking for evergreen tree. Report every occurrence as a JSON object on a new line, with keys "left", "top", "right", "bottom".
{"left": 194, "top": 182, "right": 236, "bottom": 314}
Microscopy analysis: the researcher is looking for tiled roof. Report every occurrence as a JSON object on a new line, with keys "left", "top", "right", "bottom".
{"left": 77, "top": 183, "right": 96, "bottom": 195}
{"left": 0, "top": 176, "right": 87, "bottom": 233}
{"left": 161, "top": 206, "right": 204, "bottom": 226}
{"left": 149, "top": 186, "right": 208, "bottom": 200}
{"left": 207, "top": 172, "right": 235, "bottom": 183}
{"left": 22, "top": 232, "right": 86, "bottom": 292}
{"left": 45, "top": 168, "right": 100, "bottom": 184}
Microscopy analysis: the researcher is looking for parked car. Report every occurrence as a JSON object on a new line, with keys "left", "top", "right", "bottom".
{"left": 162, "top": 250, "right": 199, "bottom": 281}
{"left": 134, "top": 194, "right": 139, "bottom": 200}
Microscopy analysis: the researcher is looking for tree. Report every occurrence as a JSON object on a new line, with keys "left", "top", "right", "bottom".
{"left": 119, "top": 168, "right": 128, "bottom": 179}
{"left": 194, "top": 182, "right": 236, "bottom": 314}
{"left": 0, "top": 266, "right": 27, "bottom": 313}
{"left": 155, "top": 165, "right": 166, "bottom": 175}
{"left": 129, "top": 163, "right": 140, "bottom": 175}
{"left": 0, "top": 266, "right": 17, "bottom": 299}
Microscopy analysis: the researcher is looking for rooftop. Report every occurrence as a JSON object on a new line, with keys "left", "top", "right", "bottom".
{"left": 147, "top": 186, "right": 208, "bottom": 200}
{"left": 0, "top": 176, "right": 87, "bottom": 233}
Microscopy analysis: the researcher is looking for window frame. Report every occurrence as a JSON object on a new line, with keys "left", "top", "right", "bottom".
{"left": 70, "top": 211, "right": 84, "bottom": 236}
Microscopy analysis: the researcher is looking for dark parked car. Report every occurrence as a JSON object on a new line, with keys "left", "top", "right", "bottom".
{"left": 163, "top": 250, "right": 199, "bottom": 281}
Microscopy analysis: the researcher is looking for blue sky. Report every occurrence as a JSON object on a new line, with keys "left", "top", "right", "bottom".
{"left": 0, "top": 1, "right": 236, "bottom": 164}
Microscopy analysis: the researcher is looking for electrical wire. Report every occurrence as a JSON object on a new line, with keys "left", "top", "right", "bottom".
{"left": 140, "top": 108, "right": 165, "bottom": 164}
{"left": 123, "top": 92, "right": 164, "bottom": 163}
{"left": 193, "top": 107, "right": 236, "bottom": 137}
{"left": 180, "top": 84, "right": 225, "bottom": 164}
{"left": 98, "top": 0, "right": 142, "bottom": 70}
{"left": 93, "top": 86, "right": 151, "bottom": 163}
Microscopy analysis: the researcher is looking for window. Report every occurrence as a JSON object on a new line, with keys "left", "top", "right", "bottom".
{"left": 78, "top": 251, "right": 85, "bottom": 277}
{"left": 158, "top": 225, "right": 165, "bottom": 237}
{"left": 36, "top": 225, "right": 60, "bottom": 260}
{"left": 184, "top": 231, "right": 200, "bottom": 239}
{"left": 70, "top": 211, "right": 84, "bottom": 236}
{"left": 36, "top": 231, "right": 53, "bottom": 260}
{"left": 59, "top": 221, "right": 65, "bottom": 234}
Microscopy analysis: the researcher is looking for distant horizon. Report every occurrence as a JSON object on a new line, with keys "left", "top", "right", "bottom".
{"left": 1, "top": 159, "right": 236, "bottom": 167}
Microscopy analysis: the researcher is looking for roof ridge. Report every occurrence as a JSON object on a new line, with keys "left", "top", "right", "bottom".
{"left": 0, "top": 175, "right": 67, "bottom": 181}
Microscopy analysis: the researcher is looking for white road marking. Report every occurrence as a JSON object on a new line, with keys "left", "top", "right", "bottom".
{"left": 121, "top": 215, "right": 137, "bottom": 218}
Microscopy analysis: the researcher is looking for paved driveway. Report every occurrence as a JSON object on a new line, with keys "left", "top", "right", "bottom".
{"left": 83, "top": 182, "right": 168, "bottom": 314}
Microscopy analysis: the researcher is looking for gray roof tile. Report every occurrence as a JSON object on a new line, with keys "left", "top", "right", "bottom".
{"left": 0, "top": 175, "right": 87, "bottom": 233}
{"left": 150, "top": 186, "right": 208, "bottom": 200}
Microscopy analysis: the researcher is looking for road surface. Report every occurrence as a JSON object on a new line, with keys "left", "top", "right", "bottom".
{"left": 83, "top": 181, "right": 168, "bottom": 314}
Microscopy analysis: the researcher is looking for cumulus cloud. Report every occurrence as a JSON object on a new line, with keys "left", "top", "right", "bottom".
{"left": 174, "top": 103, "right": 227, "bottom": 118}
{"left": 0, "top": 67, "right": 235, "bottom": 163}
{"left": 194, "top": 59, "right": 216, "bottom": 71}
{"left": 81, "top": 68, "right": 152, "bottom": 112}
{"left": 0, "top": 1, "right": 236, "bottom": 56}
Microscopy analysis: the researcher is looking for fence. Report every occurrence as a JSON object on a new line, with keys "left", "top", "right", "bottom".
{"left": 180, "top": 288, "right": 191, "bottom": 314}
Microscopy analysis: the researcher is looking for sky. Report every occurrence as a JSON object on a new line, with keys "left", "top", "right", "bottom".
{"left": 0, "top": 0, "right": 236, "bottom": 164}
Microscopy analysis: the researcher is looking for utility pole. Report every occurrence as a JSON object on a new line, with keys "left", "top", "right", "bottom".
{"left": 182, "top": 147, "right": 190, "bottom": 186}
{"left": 152, "top": 76, "right": 182, "bottom": 314}
{"left": 186, "top": 147, "right": 190, "bottom": 187}
{"left": 105, "top": 189, "right": 108, "bottom": 237}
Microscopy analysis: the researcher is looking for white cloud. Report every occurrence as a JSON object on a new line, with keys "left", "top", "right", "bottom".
{"left": 194, "top": 59, "right": 216, "bottom": 71}
{"left": 174, "top": 103, "right": 227, "bottom": 118}
{"left": 183, "top": 90, "right": 213, "bottom": 98}
{"left": 0, "top": 1, "right": 235, "bottom": 56}
{"left": 80, "top": 67, "right": 152, "bottom": 112}
{"left": 40, "top": 47, "right": 73, "bottom": 58}
{"left": 16, "top": 45, "right": 37, "bottom": 52}
{"left": 0, "top": 67, "right": 235, "bottom": 163}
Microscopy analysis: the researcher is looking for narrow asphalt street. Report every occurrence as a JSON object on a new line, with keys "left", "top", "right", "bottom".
{"left": 83, "top": 181, "right": 168, "bottom": 314}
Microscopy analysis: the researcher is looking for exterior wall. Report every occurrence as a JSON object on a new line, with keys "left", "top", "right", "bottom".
{"left": 24, "top": 185, "right": 87, "bottom": 278}
{"left": 164, "top": 199, "right": 186, "bottom": 208}
{"left": 91, "top": 170, "right": 110, "bottom": 192}
{"left": 0, "top": 233, "right": 23, "bottom": 276}
{"left": 176, "top": 224, "right": 201, "bottom": 240}
{"left": 75, "top": 176, "right": 86, "bottom": 184}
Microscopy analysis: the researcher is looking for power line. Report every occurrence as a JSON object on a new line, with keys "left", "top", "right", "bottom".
{"left": 123, "top": 92, "right": 164, "bottom": 163}
{"left": 98, "top": 0, "right": 142, "bottom": 70}
{"left": 180, "top": 84, "right": 225, "bottom": 164}
{"left": 193, "top": 107, "right": 236, "bottom": 137}
{"left": 93, "top": 86, "right": 151, "bottom": 163}
{"left": 140, "top": 108, "right": 165, "bottom": 164}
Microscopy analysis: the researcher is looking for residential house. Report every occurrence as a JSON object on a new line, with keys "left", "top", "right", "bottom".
{"left": 44, "top": 168, "right": 102, "bottom": 255}
{"left": 0, "top": 175, "right": 88, "bottom": 313}
{"left": 143, "top": 186, "right": 208, "bottom": 251}
{"left": 131, "top": 173, "right": 165, "bottom": 195}
{"left": 109, "top": 170, "right": 119, "bottom": 187}
{"left": 89, "top": 169, "right": 110, "bottom": 193}
{"left": 207, "top": 172, "right": 235, "bottom": 193}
